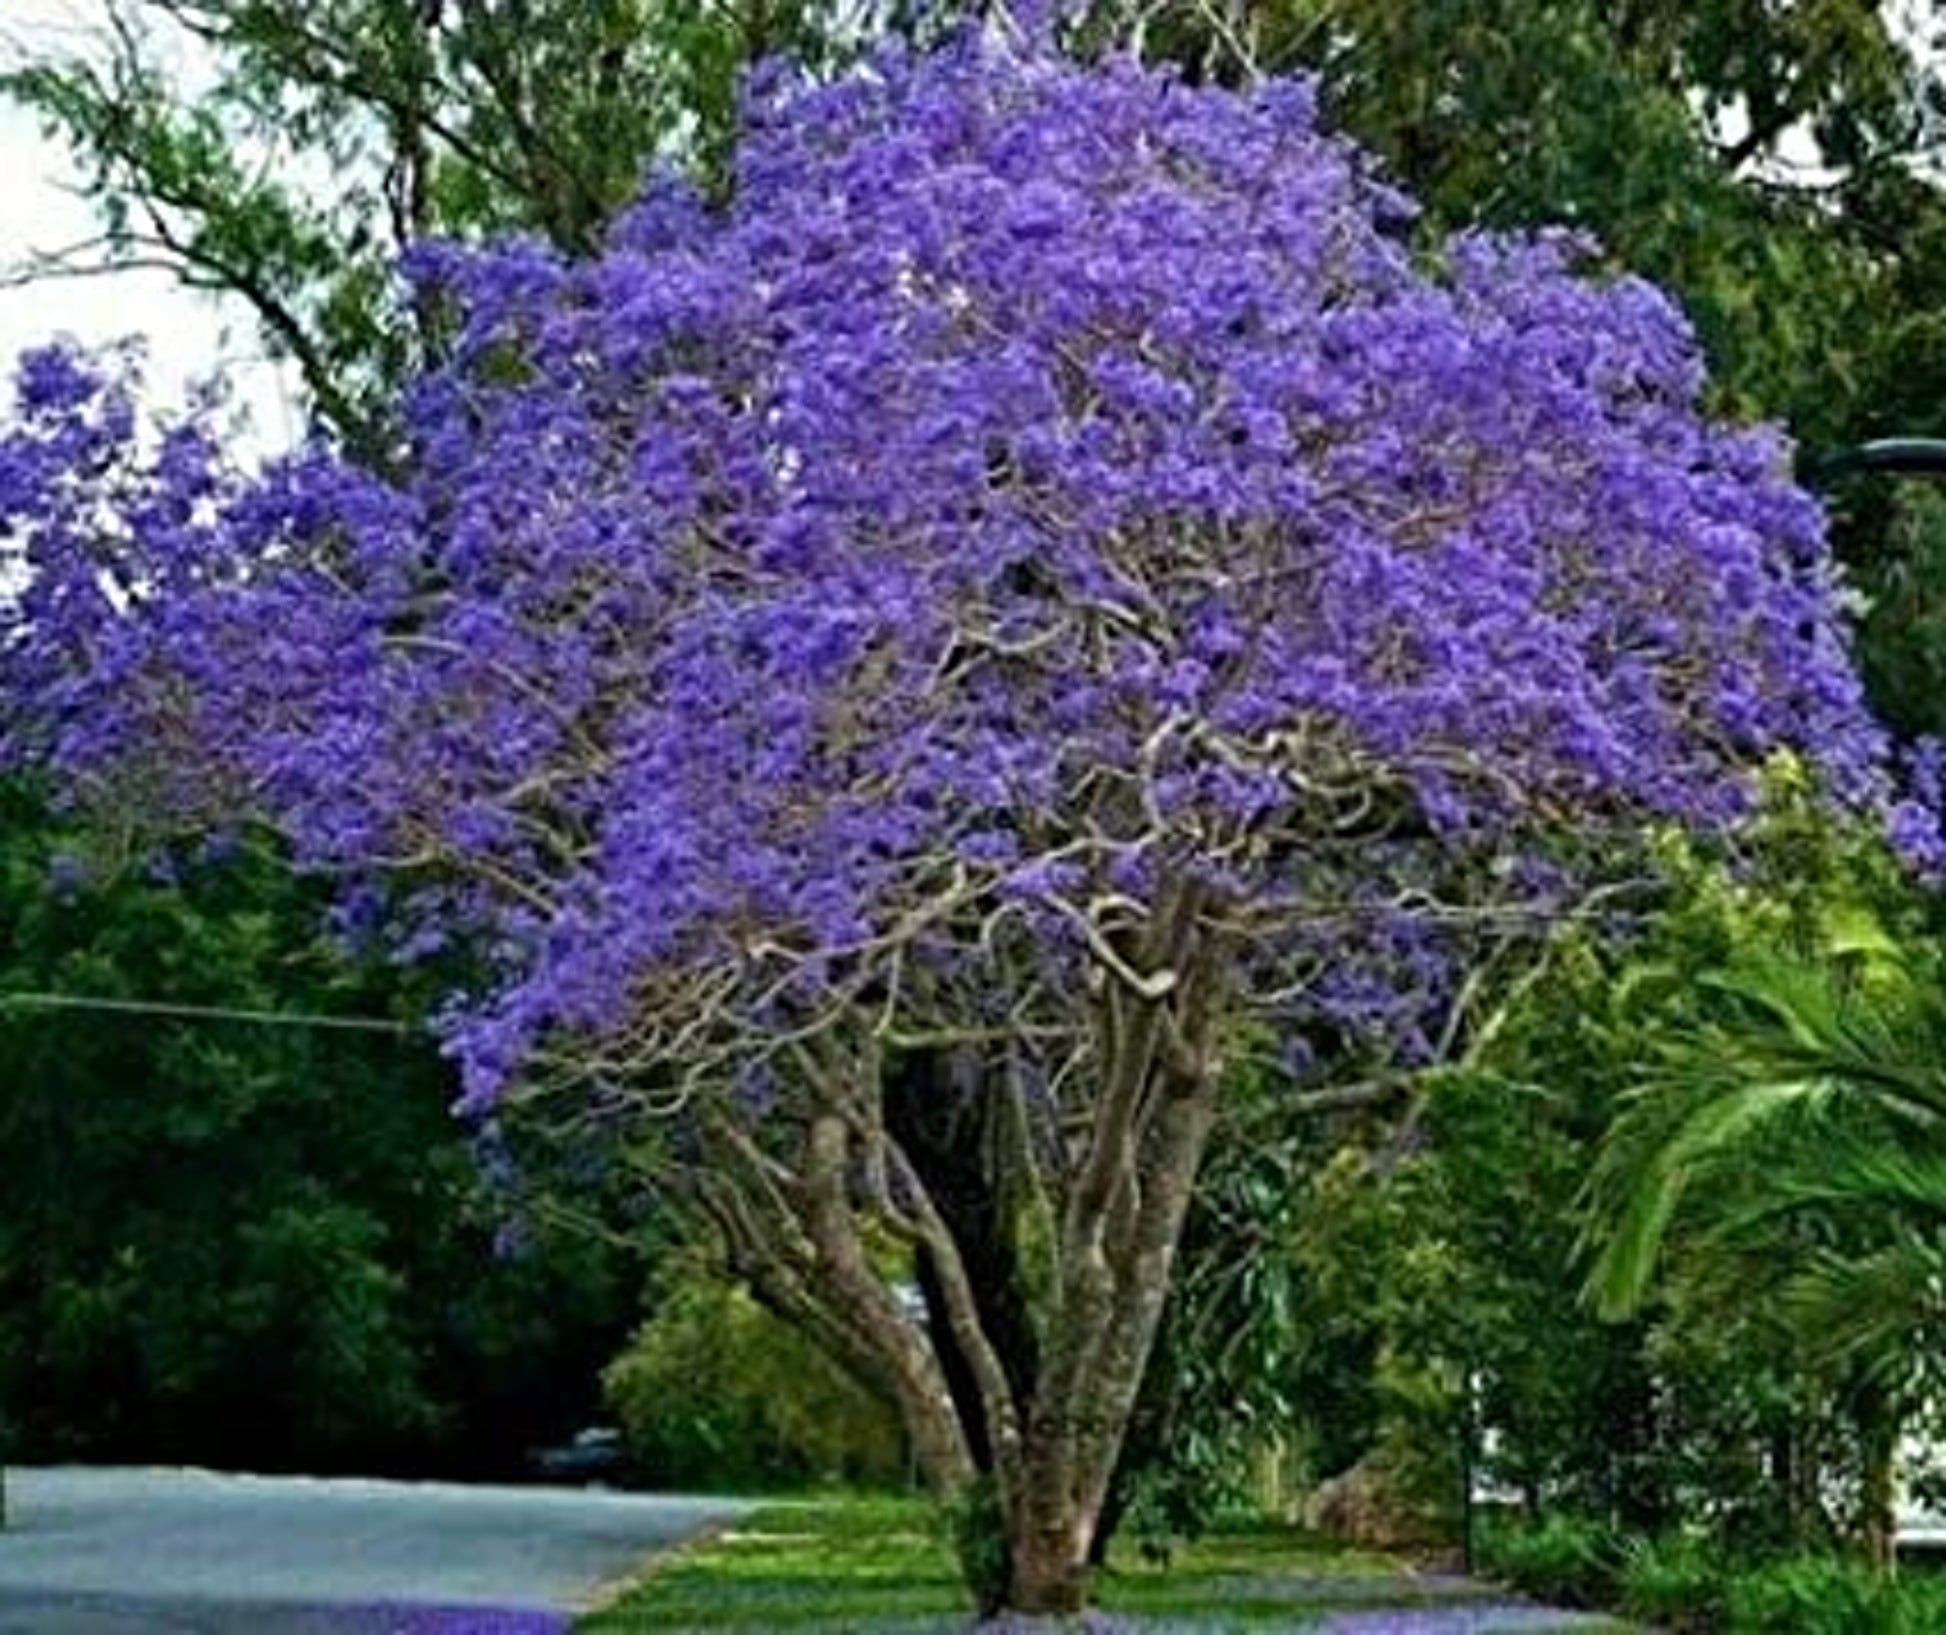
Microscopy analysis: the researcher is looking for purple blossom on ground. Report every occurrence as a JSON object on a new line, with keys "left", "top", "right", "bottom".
{"left": 0, "top": 36, "right": 1893, "bottom": 1111}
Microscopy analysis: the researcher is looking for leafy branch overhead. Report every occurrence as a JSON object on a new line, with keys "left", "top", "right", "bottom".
{"left": 0, "top": 0, "right": 864, "bottom": 453}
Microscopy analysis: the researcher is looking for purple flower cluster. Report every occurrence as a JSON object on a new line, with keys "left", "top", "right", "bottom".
{"left": 0, "top": 39, "right": 1890, "bottom": 1109}
{"left": 1890, "top": 736, "right": 1946, "bottom": 875}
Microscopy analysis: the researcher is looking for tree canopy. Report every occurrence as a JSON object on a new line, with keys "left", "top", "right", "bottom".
{"left": 0, "top": 33, "right": 1911, "bottom": 1613}
{"left": 12, "top": 1, "right": 1938, "bottom": 462}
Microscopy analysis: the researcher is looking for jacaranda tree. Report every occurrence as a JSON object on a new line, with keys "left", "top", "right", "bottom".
{"left": 0, "top": 32, "right": 1903, "bottom": 1612}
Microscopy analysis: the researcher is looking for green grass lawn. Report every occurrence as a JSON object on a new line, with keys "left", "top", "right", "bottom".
{"left": 580, "top": 1495, "right": 1633, "bottom": 1631}
{"left": 582, "top": 1497, "right": 962, "bottom": 1630}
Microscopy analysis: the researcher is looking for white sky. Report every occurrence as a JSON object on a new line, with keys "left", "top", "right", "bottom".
{"left": 0, "top": 0, "right": 301, "bottom": 450}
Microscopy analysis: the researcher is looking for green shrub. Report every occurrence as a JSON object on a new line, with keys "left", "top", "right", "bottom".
{"left": 1476, "top": 1513, "right": 1623, "bottom": 1608}
{"left": 1720, "top": 1555, "right": 1946, "bottom": 1633}
{"left": 1486, "top": 1522, "right": 1946, "bottom": 1632}
{"left": 603, "top": 1265, "right": 906, "bottom": 1490}
{"left": 1618, "top": 1534, "right": 1729, "bottom": 1632}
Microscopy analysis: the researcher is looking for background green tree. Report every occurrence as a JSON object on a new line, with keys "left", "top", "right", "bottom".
{"left": 0, "top": 782, "right": 636, "bottom": 1474}
{"left": 603, "top": 1250, "right": 909, "bottom": 1491}
{"left": 1229, "top": 771, "right": 1946, "bottom": 1563}
{"left": 1588, "top": 941, "right": 1946, "bottom": 1568}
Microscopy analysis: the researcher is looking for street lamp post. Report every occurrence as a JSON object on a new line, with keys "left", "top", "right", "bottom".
{"left": 1803, "top": 438, "right": 1946, "bottom": 486}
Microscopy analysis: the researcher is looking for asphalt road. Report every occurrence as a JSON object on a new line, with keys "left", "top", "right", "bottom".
{"left": 0, "top": 1467, "right": 748, "bottom": 1634}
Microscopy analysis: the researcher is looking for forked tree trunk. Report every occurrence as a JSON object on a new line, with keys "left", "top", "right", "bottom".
{"left": 719, "top": 1069, "right": 1218, "bottom": 1613}
{"left": 700, "top": 884, "right": 1228, "bottom": 1617}
{"left": 849, "top": 1081, "right": 1218, "bottom": 1609}
{"left": 885, "top": 1049, "right": 1042, "bottom": 1473}
{"left": 998, "top": 1076, "right": 1219, "bottom": 1611}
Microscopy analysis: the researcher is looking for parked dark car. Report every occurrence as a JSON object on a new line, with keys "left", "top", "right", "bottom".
{"left": 529, "top": 1426, "right": 626, "bottom": 1484}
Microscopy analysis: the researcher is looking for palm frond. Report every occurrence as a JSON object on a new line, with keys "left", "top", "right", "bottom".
{"left": 1770, "top": 1234, "right": 1946, "bottom": 1385}
{"left": 1698, "top": 952, "right": 1946, "bottom": 1128}
{"left": 1583, "top": 941, "right": 1946, "bottom": 1347}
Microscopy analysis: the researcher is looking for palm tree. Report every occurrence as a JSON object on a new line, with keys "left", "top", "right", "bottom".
{"left": 1584, "top": 943, "right": 1946, "bottom": 1567}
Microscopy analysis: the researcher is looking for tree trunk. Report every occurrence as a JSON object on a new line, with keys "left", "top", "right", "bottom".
{"left": 1857, "top": 1389, "right": 1901, "bottom": 1576}
{"left": 999, "top": 1060, "right": 1220, "bottom": 1609}
{"left": 697, "top": 884, "right": 1230, "bottom": 1618}
{"left": 885, "top": 1047, "right": 1041, "bottom": 1473}
{"left": 699, "top": 1112, "right": 979, "bottom": 1501}
{"left": 723, "top": 1048, "right": 1217, "bottom": 1616}
{"left": 1009, "top": 1483, "right": 1094, "bottom": 1614}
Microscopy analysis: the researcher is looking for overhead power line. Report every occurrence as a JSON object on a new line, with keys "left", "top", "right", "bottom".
{"left": 0, "top": 991, "right": 412, "bottom": 1035}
